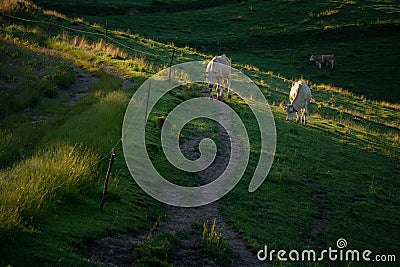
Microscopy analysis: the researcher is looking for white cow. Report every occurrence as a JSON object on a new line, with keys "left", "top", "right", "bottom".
{"left": 205, "top": 54, "right": 231, "bottom": 100}
{"left": 284, "top": 81, "right": 312, "bottom": 124}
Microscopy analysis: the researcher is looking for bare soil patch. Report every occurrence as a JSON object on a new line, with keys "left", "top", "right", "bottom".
{"left": 61, "top": 67, "right": 99, "bottom": 106}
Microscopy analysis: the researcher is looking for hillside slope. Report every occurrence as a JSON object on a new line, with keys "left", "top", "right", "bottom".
{"left": 0, "top": 1, "right": 399, "bottom": 266}
{"left": 34, "top": 0, "right": 400, "bottom": 102}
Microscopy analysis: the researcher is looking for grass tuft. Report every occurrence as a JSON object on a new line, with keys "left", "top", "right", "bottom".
{"left": 0, "top": 129, "right": 20, "bottom": 168}
{"left": 200, "top": 218, "right": 235, "bottom": 265}
{"left": 133, "top": 232, "right": 178, "bottom": 267}
{"left": 0, "top": 143, "right": 99, "bottom": 240}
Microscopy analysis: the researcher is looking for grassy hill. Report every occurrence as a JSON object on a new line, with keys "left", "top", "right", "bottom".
{"left": 0, "top": 0, "right": 399, "bottom": 266}
{"left": 33, "top": 0, "right": 400, "bottom": 102}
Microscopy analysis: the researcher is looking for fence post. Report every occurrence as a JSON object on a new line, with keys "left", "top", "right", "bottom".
{"left": 47, "top": 21, "right": 52, "bottom": 36}
{"left": 144, "top": 82, "right": 151, "bottom": 128}
{"left": 168, "top": 48, "right": 175, "bottom": 83}
{"left": 100, "top": 148, "right": 115, "bottom": 211}
{"left": 105, "top": 19, "right": 108, "bottom": 44}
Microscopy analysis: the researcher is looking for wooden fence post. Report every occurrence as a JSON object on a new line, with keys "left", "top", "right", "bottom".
{"left": 144, "top": 82, "right": 151, "bottom": 128}
{"left": 47, "top": 21, "right": 52, "bottom": 37}
{"left": 168, "top": 48, "right": 175, "bottom": 83}
{"left": 100, "top": 148, "right": 115, "bottom": 211}
{"left": 105, "top": 19, "right": 108, "bottom": 44}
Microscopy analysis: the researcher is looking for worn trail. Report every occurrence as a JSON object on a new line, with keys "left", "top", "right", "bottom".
{"left": 89, "top": 92, "right": 265, "bottom": 266}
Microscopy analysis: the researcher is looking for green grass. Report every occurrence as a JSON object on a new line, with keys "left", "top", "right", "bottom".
{"left": 0, "top": 39, "right": 75, "bottom": 117}
{"left": 0, "top": 39, "right": 78, "bottom": 167}
{"left": 0, "top": 4, "right": 207, "bottom": 264}
{"left": 45, "top": 0, "right": 400, "bottom": 103}
{"left": 133, "top": 232, "right": 178, "bottom": 267}
{"left": 0, "top": 24, "right": 167, "bottom": 265}
{"left": 0, "top": 72, "right": 166, "bottom": 265}
{"left": 0, "top": 129, "right": 19, "bottom": 167}
{"left": 0, "top": 0, "right": 399, "bottom": 266}
{"left": 201, "top": 218, "right": 236, "bottom": 266}
{"left": 219, "top": 72, "right": 399, "bottom": 266}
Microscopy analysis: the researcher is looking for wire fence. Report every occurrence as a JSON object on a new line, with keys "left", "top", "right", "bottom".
{"left": 0, "top": 11, "right": 174, "bottom": 62}
{"left": 1, "top": 8, "right": 398, "bottom": 212}
{"left": 0, "top": 11, "right": 162, "bottom": 209}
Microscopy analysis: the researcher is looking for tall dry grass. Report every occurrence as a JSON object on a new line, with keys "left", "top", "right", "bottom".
{"left": 55, "top": 31, "right": 153, "bottom": 72}
{"left": 0, "top": 0, "right": 36, "bottom": 13}
{"left": 60, "top": 30, "right": 127, "bottom": 59}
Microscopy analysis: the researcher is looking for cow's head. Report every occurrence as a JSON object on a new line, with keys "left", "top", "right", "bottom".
{"left": 206, "top": 71, "right": 219, "bottom": 90}
{"left": 283, "top": 104, "right": 296, "bottom": 121}
{"left": 205, "top": 71, "right": 216, "bottom": 89}
{"left": 309, "top": 55, "right": 316, "bottom": 62}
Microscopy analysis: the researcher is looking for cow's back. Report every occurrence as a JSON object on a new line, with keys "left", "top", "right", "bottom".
{"left": 213, "top": 54, "right": 230, "bottom": 66}
{"left": 300, "top": 82, "right": 312, "bottom": 101}
{"left": 290, "top": 82, "right": 311, "bottom": 107}
{"left": 289, "top": 85, "right": 299, "bottom": 103}
{"left": 207, "top": 55, "right": 230, "bottom": 71}
{"left": 206, "top": 55, "right": 231, "bottom": 79}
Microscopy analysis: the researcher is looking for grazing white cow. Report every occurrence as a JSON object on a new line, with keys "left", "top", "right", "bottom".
{"left": 310, "top": 54, "right": 335, "bottom": 69}
{"left": 284, "top": 81, "right": 312, "bottom": 124}
{"left": 205, "top": 54, "right": 231, "bottom": 100}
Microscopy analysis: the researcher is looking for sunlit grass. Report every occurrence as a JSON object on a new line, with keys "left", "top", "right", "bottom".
{"left": 201, "top": 218, "right": 235, "bottom": 265}
{"left": 0, "top": 0, "right": 36, "bottom": 13}
{"left": 0, "top": 144, "right": 99, "bottom": 238}
{"left": 44, "top": 74, "right": 128, "bottom": 153}
{"left": 0, "top": 0, "right": 399, "bottom": 265}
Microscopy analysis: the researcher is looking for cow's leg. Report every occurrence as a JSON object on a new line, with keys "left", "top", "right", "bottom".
{"left": 209, "top": 84, "right": 213, "bottom": 98}
{"left": 220, "top": 86, "right": 223, "bottom": 100}
{"left": 296, "top": 111, "right": 300, "bottom": 122}
{"left": 302, "top": 107, "right": 307, "bottom": 124}
{"left": 318, "top": 62, "right": 322, "bottom": 69}
{"left": 227, "top": 78, "right": 232, "bottom": 99}
{"left": 217, "top": 84, "right": 222, "bottom": 100}
{"left": 331, "top": 60, "right": 334, "bottom": 70}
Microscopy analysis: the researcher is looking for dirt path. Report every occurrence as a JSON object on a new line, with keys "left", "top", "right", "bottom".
{"left": 62, "top": 65, "right": 133, "bottom": 105}
{"left": 60, "top": 67, "right": 99, "bottom": 105}
{"left": 39, "top": 47, "right": 133, "bottom": 103}
{"left": 21, "top": 67, "right": 98, "bottom": 123}
{"left": 89, "top": 94, "right": 266, "bottom": 266}
{"left": 306, "top": 180, "right": 331, "bottom": 249}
